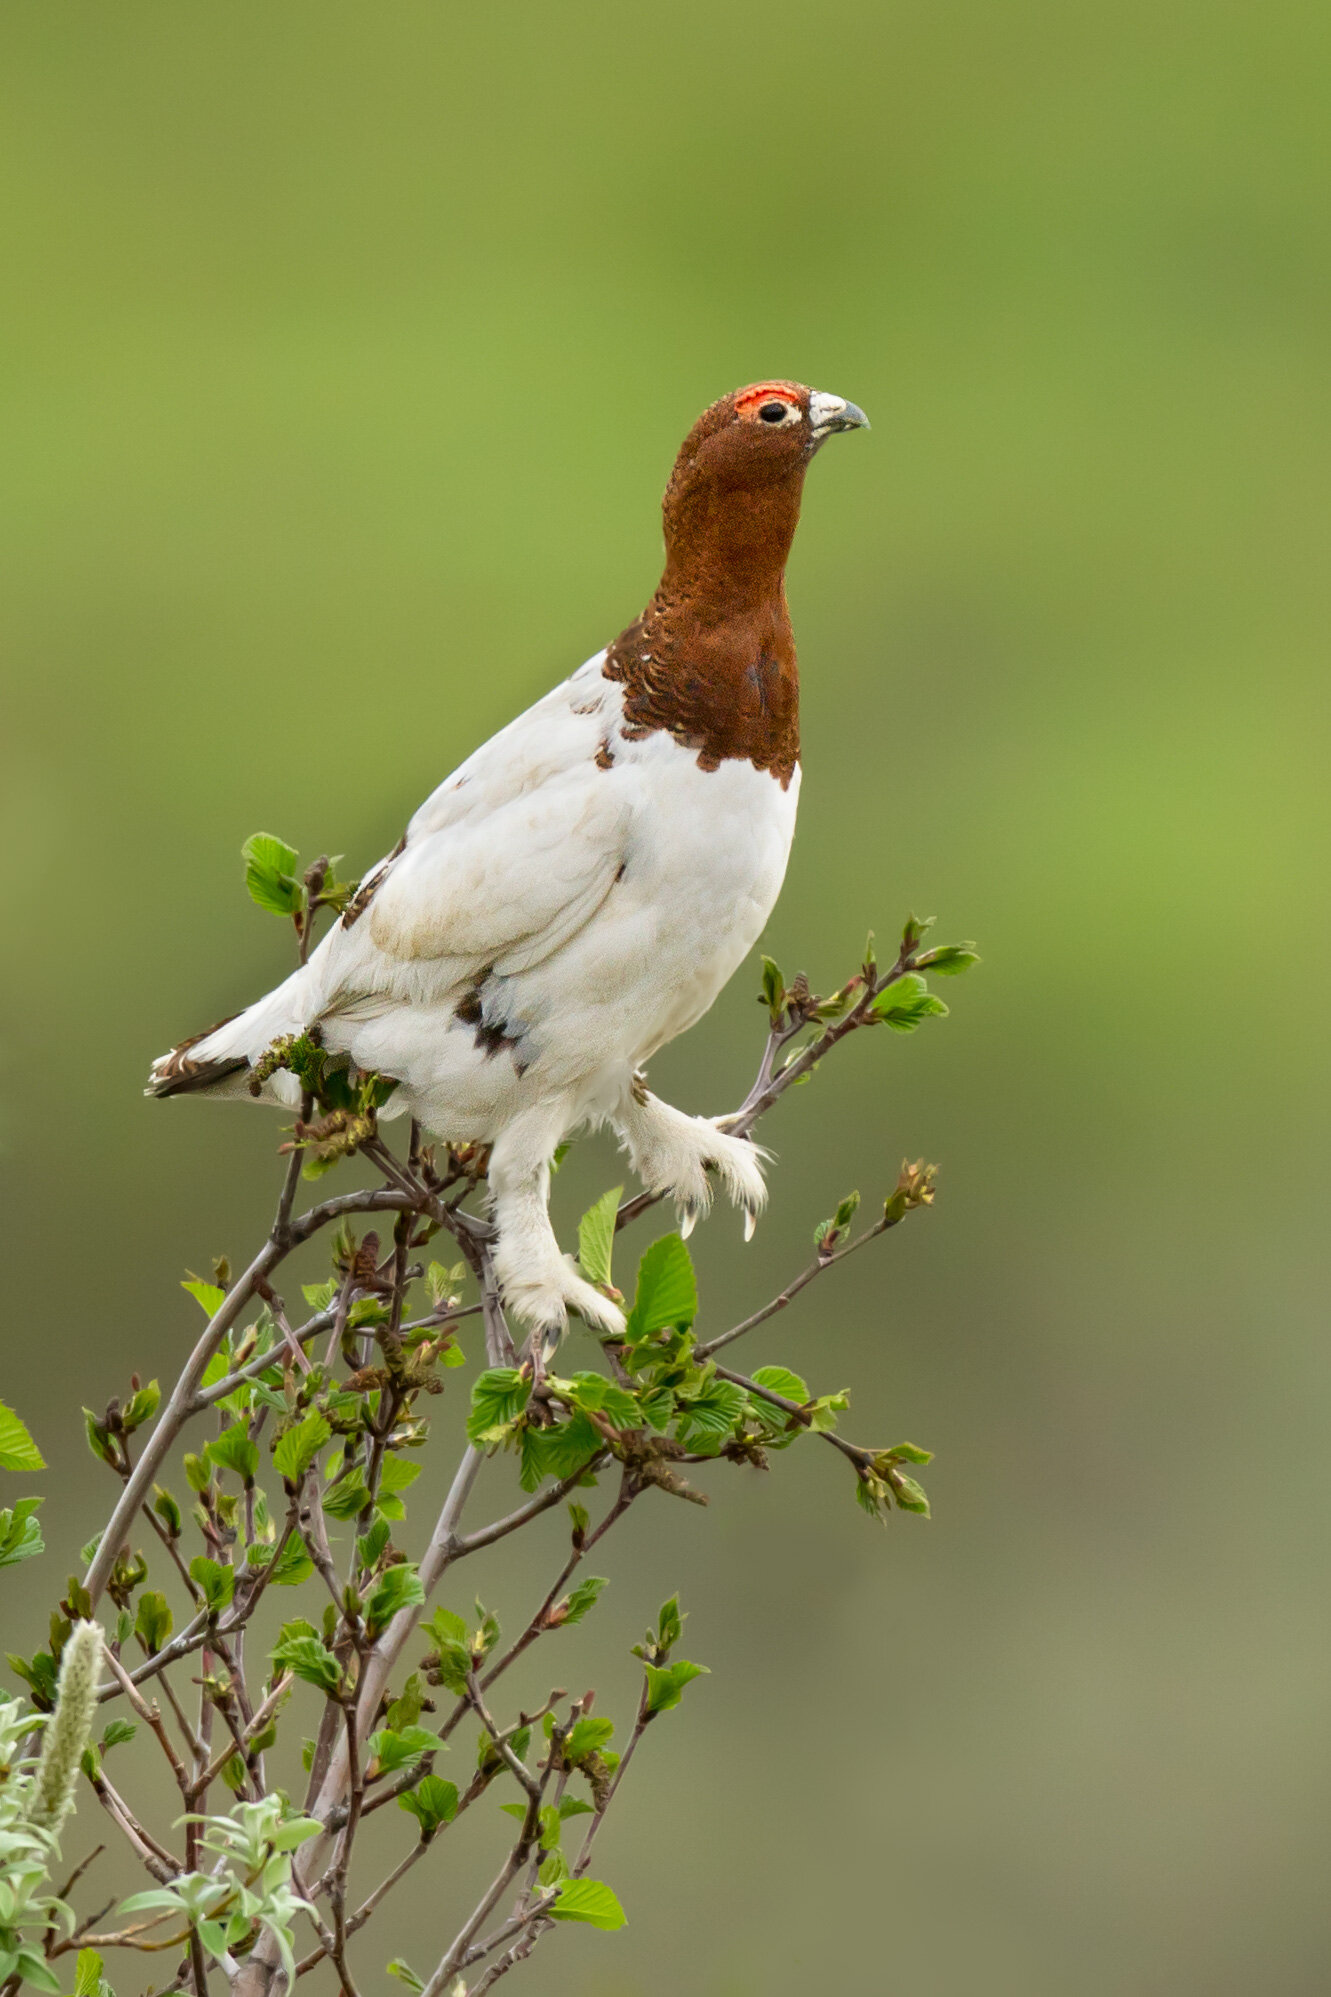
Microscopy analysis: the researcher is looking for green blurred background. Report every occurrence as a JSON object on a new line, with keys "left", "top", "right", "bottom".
{"left": 3, "top": 2, "right": 1329, "bottom": 1991}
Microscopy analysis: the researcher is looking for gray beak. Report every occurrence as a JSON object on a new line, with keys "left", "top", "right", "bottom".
{"left": 808, "top": 390, "right": 871, "bottom": 437}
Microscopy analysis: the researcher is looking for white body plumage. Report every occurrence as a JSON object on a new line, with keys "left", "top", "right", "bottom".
{"left": 154, "top": 651, "right": 797, "bottom": 1336}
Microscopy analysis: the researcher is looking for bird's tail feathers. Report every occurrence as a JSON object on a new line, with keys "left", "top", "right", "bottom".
{"left": 146, "top": 971, "right": 313, "bottom": 1102}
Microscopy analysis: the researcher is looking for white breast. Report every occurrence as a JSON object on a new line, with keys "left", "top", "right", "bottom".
{"left": 501, "top": 704, "right": 800, "bottom": 1088}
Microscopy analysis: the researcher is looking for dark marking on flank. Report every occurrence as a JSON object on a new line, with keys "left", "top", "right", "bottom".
{"left": 595, "top": 738, "right": 615, "bottom": 769}
{"left": 341, "top": 832, "right": 407, "bottom": 928}
{"left": 454, "top": 975, "right": 527, "bottom": 1069}
{"left": 474, "top": 1019, "right": 510, "bottom": 1057}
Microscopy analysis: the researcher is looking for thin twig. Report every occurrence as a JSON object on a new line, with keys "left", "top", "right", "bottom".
{"left": 99, "top": 1646, "right": 189, "bottom": 1793}
{"left": 189, "top": 1673, "right": 292, "bottom": 1798}
{"left": 696, "top": 1213, "right": 893, "bottom": 1358}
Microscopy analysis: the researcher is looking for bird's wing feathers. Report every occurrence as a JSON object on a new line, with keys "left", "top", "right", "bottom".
{"left": 360, "top": 774, "right": 628, "bottom": 976}
{"left": 316, "top": 656, "right": 629, "bottom": 1005}
{"left": 151, "top": 656, "right": 630, "bottom": 1081}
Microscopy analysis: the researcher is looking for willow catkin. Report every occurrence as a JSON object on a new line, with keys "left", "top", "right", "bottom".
{"left": 27, "top": 1619, "right": 102, "bottom": 1835}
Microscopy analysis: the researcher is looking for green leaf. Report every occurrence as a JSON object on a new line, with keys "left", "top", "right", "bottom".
{"left": 364, "top": 1562, "right": 425, "bottom": 1638}
{"left": 269, "top": 1815, "right": 323, "bottom": 1851}
{"left": 885, "top": 1441, "right": 934, "bottom": 1465}
{"left": 323, "top": 1470, "right": 371, "bottom": 1521}
{"left": 0, "top": 1496, "right": 44, "bottom": 1568}
{"left": 548, "top": 1878, "right": 627, "bottom": 1930}
{"left": 870, "top": 973, "right": 949, "bottom": 1033}
{"left": 519, "top": 1411, "right": 602, "bottom": 1492}
{"left": 135, "top": 1590, "right": 173, "bottom": 1654}
{"left": 73, "top": 1949, "right": 107, "bottom": 1997}
{"left": 248, "top": 1534, "right": 315, "bottom": 1587}
{"left": 183, "top": 1450, "right": 212, "bottom": 1492}
{"left": 386, "top": 1671, "right": 427, "bottom": 1731}
{"left": 805, "top": 1389, "right": 849, "bottom": 1433}
{"left": 759, "top": 954, "right": 786, "bottom": 1024}
{"left": 357, "top": 1514, "right": 392, "bottom": 1572}
{"left": 387, "top": 1961, "right": 425, "bottom": 1992}
{"left": 8, "top": 1645, "right": 58, "bottom": 1707}
{"left": 301, "top": 1279, "right": 339, "bottom": 1311}
{"left": 626, "top": 1234, "right": 697, "bottom": 1341}
{"left": 423, "top": 1606, "right": 470, "bottom": 1647}
{"left": 557, "top": 1576, "right": 608, "bottom": 1627}
{"left": 750, "top": 1365, "right": 810, "bottom": 1405}
{"left": 893, "top": 1473, "right": 932, "bottom": 1516}
{"left": 197, "top": 1918, "right": 231, "bottom": 1961}
{"left": 425, "top": 1260, "right": 463, "bottom": 1307}
{"left": 560, "top": 1372, "right": 640, "bottom": 1428}
{"left": 272, "top": 1412, "right": 331, "bottom": 1483}
{"left": 397, "top": 1774, "right": 459, "bottom": 1838}
{"left": 181, "top": 1279, "right": 227, "bottom": 1317}
{"left": 644, "top": 1658, "right": 709, "bottom": 1714}
{"left": 271, "top": 1629, "right": 342, "bottom": 1697}
{"left": 672, "top": 1377, "right": 746, "bottom": 1450}
{"left": 100, "top": 1718, "right": 136, "bottom": 1750}
{"left": 82, "top": 1408, "right": 117, "bottom": 1467}
{"left": 577, "top": 1186, "right": 622, "bottom": 1290}
{"left": 378, "top": 1456, "right": 421, "bottom": 1498}
{"left": 189, "top": 1556, "right": 235, "bottom": 1612}
{"left": 367, "top": 1725, "right": 442, "bottom": 1775}
{"left": 916, "top": 943, "right": 980, "bottom": 976}
{"left": 208, "top": 1427, "right": 259, "bottom": 1484}
{"left": 117, "top": 1888, "right": 191, "bottom": 1914}
{"left": 564, "top": 1715, "right": 614, "bottom": 1763}
{"left": 12, "top": 1954, "right": 62, "bottom": 1994}
{"left": 467, "top": 1368, "right": 532, "bottom": 1446}
{"left": 814, "top": 1190, "right": 861, "bottom": 1251}
{"left": 242, "top": 831, "right": 304, "bottom": 917}
{"left": 0, "top": 1401, "right": 45, "bottom": 1473}
{"left": 151, "top": 1484, "right": 183, "bottom": 1537}
{"left": 122, "top": 1380, "right": 161, "bottom": 1431}
{"left": 657, "top": 1595, "right": 683, "bottom": 1653}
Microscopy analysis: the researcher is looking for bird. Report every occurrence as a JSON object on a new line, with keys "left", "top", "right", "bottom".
{"left": 148, "top": 380, "right": 869, "bottom": 1345}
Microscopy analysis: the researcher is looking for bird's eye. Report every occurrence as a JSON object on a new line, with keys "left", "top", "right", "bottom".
{"left": 759, "top": 401, "right": 790, "bottom": 423}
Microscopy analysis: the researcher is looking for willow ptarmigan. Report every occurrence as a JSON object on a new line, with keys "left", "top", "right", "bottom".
{"left": 149, "top": 381, "right": 869, "bottom": 1342}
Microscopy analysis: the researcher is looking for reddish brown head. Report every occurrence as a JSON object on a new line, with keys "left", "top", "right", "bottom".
{"left": 661, "top": 381, "right": 869, "bottom": 601}
{"left": 603, "top": 381, "right": 868, "bottom": 788}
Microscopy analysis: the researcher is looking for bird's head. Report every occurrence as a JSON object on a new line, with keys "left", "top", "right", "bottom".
{"left": 661, "top": 381, "right": 869, "bottom": 591}
{"left": 674, "top": 380, "right": 869, "bottom": 487}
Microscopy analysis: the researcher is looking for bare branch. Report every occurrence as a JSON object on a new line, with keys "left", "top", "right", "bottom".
{"left": 696, "top": 1212, "right": 895, "bottom": 1358}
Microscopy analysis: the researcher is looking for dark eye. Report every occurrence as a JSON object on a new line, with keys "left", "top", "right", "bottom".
{"left": 759, "top": 400, "right": 789, "bottom": 423}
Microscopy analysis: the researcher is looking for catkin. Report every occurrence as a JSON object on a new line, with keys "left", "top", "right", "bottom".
{"left": 27, "top": 1620, "right": 102, "bottom": 1834}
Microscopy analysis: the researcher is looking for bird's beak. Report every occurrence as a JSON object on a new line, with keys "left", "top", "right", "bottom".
{"left": 808, "top": 390, "right": 871, "bottom": 439}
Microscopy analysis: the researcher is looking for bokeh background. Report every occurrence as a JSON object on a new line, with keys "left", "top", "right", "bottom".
{"left": 3, "top": 3, "right": 1329, "bottom": 1992}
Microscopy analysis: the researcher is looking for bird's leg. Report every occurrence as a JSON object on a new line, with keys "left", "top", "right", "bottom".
{"left": 488, "top": 1115, "right": 627, "bottom": 1351}
{"left": 611, "top": 1087, "right": 768, "bottom": 1240}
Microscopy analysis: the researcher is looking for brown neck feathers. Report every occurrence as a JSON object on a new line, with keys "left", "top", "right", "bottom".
{"left": 603, "top": 390, "right": 812, "bottom": 788}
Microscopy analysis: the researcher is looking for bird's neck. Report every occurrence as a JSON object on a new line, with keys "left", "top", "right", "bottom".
{"left": 660, "top": 472, "right": 804, "bottom": 610}
{"left": 602, "top": 478, "right": 803, "bottom": 788}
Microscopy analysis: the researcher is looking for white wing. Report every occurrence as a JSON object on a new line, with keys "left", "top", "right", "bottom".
{"left": 151, "top": 654, "right": 631, "bottom": 1082}
{"left": 318, "top": 654, "right": 628, "bottom": 1005}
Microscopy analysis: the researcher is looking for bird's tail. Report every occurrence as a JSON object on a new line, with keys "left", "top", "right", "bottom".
{"left": 146, "top": 968, "right": 314, "bottom": 1102}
